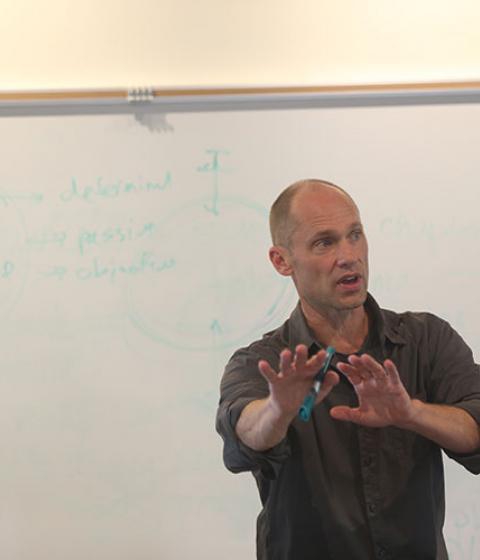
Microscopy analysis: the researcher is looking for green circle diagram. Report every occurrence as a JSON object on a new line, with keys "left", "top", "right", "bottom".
{"left": 125, "top": 196, "right": 294, "bottom": 351}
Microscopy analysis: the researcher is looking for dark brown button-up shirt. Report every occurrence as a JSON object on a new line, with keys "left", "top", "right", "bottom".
{"left": 216, "top": 294, "right": 480, "bottom": 560}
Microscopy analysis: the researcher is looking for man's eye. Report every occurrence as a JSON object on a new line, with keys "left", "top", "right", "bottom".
{"left": 351, "top": 230, "right": 363, "bottom": 240}
{"left": 314, "top": 238, "right": 332, "bottom": 248}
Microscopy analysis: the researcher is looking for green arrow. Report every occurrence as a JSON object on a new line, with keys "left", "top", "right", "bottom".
{"left": 0, "top": 192, "right": 43, "bottom": 206}
{"left": 210, "top": 319, "right": 222, "bottom": 334}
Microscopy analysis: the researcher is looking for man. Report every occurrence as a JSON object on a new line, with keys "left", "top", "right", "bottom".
{"left": 215, "top": 179, "right": 480, "bottom": 560}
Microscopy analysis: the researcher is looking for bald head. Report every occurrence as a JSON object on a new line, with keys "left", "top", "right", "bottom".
{"left": 269, "top": 179, "right": 357, "bottom": 247}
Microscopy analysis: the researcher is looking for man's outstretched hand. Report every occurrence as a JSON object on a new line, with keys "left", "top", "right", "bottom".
{"left": 258, "top": 344, "right": 339, "bottom": 420}
{"left": 331, "top": 354, "right": 416, "bottom": 428}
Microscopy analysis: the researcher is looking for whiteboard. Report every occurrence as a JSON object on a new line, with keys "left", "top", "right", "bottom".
{"left": 0, "top": 98, "right": 479, "bottom": 560}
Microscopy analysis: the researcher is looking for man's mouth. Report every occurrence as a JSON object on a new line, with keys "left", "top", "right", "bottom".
{"left": 337, "top": 274, "right": 362, "bottom": 286}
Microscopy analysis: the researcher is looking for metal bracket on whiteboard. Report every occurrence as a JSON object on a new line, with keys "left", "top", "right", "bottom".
{"left": 127, "top": 87, "right": 154, "bottom": 103}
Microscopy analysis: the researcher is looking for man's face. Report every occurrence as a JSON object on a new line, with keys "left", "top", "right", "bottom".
{"left": 274, "top": 187, "right": 369, "bottom": 316}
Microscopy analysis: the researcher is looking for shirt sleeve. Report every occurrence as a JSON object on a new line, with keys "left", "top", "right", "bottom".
{"left": 427, "top": 314, "right": 480, "bottom": 473}
{"left": 215, "top": 347, "right": 291, "bottom": 479}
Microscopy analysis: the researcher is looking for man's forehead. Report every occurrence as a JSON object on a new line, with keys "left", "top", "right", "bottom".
{"left": 290, "top": 185, "right": 359, "bottom": 222}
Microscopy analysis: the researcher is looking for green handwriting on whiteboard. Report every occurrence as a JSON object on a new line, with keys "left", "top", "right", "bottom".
{"left": 1, "top": 261, "right": 14, "bottom": 279}
{"left": 27, "top": 222, "right": 156, "bottom": 255}
{"left": 197, "top": 149, "right": 229, "bottom": 216}
{"left": 43, "top": 253, "right": 175, "bottom": 283}
{"left": 27, "top": 230, "right": 67, "bottom": 249}
{"left": 0, "top": 192, "right": 43, "bottom": 205}
{"left": 60, "top": 173, "right": 172, "bottom": 202}
{"left": 78, "top": 222, "right": 156, "bottom": 255}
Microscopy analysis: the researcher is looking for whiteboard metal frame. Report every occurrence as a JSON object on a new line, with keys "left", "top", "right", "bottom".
{"left": 1, "top": 82, "right": 480, "bottom": 116}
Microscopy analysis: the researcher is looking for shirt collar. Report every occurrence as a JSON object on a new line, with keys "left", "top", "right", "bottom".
{"left": 284, "top": 292, "right": 407, "bottom": 355}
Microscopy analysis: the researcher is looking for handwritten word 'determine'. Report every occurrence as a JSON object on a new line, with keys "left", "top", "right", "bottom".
{"left": 60, "top": 173, "right": 171, "bottom": 203}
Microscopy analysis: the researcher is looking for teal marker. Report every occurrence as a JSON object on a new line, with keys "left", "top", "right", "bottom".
{"left": 298, "top": 346, "right": 335, "bottom": 422}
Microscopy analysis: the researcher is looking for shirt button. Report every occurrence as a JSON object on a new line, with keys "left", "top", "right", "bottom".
{"left": 363, "top": 456, "right": 373, "bottom": 467}
{"left": 377, "top": 546, "right": 387, "bottom": 559}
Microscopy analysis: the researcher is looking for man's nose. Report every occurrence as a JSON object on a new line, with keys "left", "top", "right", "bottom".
{"left": 336, "top": 240, "right": 357, "bottom": 267}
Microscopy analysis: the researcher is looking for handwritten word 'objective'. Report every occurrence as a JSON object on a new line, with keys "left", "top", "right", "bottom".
{"left": 78, "top": 222, "right": 155, "bottom": 255}
{"left": 45, "top": 252, "right": 175, "bottom": 283}
{"left": 1, "top": 261, "right": 14, "bottom": 279}
{"left": 61, "top": 173, "right": 171, "bottom": 202}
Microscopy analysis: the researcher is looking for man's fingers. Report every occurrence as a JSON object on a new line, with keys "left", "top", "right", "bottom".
{"left": 329, "top": 404, "right": 361, "bottom": 422}
{"left": 306, "top": 348, "right": 327, "bottom": 373}
{"left": 384, "top": 359, "right": 401, "bottom": 384}
{"left": 345, "top": 354, "right": 372, "bottom": 381}
{"left": 345, "top": 353, "right": 391, "bottom": 384}
{"left": 258, "top": 360, "right": 278, "bottom": 384}
{"left": 282, "top": 345, "right": 328, "bottom": 378}
{"left": 336, "top": 361, "right": 364, "bottom": 385}
{"left": 279, "top": 349, "right": 294, "bottom": 375}
{"left": 356, "top": 355, "right": 387, "bottom": 384}
{"left": 262, "top": 346, "right": 343, "bottom": 387}
{"left": 293, "top": 344, "right": 309, "bottom": 370}
{"left": 358, "top": 354, "right": 403, "bottom": 385}
{"left": 314, "top": 370, "right": 340, "bottom": 403}
{"left": 359, "top": 354, "right": 388, "bottom": 383}
{"left": 320, "top": 370, "right": 340, "bottom": 392}
{"left": 346, "top": 354, "right": 364, "bottom": 367}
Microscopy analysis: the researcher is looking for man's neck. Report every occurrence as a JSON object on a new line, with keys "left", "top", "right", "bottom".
{"left": 301, "top": 300, "right": 369, "bottom": 355}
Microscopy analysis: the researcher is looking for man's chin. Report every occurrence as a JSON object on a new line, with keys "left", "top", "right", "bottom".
{"left": 336, "top": 291, "right": 368, "bottom": 310}
{"left": 303, "top": 290, "right": 368, "bottom": 316}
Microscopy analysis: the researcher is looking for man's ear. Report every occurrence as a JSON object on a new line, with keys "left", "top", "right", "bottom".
{"left": 269, "top": 246, "right": 292, "bottom": 276}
